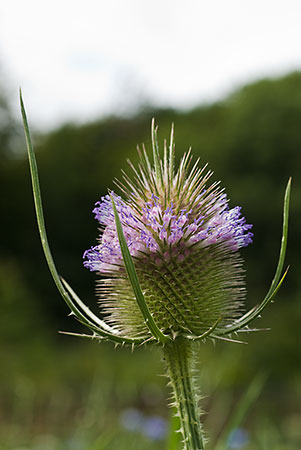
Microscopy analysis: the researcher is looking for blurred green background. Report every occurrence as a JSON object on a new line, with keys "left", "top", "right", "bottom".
{"left": 1, "top": 72, "right": 300, "bottom": 449}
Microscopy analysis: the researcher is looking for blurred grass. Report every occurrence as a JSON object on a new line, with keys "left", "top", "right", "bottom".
{"left": 1, "top": 332, "right": 301, "bottom": 449}
{"left": 1, "top": 339, "right": 166, "bottom": 449}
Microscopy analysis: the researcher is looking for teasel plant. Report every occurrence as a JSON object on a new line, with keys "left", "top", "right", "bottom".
{"left": 21, "top": 91, "right": 290, "bottom": 450}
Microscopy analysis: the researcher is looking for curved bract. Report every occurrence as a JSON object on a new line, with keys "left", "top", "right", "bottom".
{"left": 20, "top": 91, "right": 148, "bottom": 347}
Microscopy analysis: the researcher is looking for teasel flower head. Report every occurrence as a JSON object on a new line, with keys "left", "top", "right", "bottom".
{"left": 83, "top": 120, "right": 255, "bottom": 341}
{"left": 21, "top": 89, "right": 289, "bottom": 348}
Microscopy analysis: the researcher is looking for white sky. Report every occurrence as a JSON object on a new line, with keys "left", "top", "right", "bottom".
{"left": 1, "top": 0, "right": 301, "bottom": 130}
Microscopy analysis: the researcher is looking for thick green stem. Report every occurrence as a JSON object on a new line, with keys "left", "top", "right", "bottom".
{"left": 163, "top": 338, "right": 205, "bottom": 450}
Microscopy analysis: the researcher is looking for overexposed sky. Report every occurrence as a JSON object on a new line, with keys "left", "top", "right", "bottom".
{"left": 1, "top": 0, "right": 301, "bottom": 130}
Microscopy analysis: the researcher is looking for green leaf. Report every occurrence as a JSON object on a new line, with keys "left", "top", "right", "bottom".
{"left": 60, "top": 276, "right": 113, "bottom": 332}
{"left": 218, "top": 177, "right": 291, "bottom": 336}
{"left": 60, "top": 277, "right": 148, "bottom": 345}
{"left": 110, "top": 194, "right": 169, "bottom": 343}
{"left": 20, "top": 90, "right": 142, "bottom": 346}
{"left": 186, "top": 316, "right": 222, "bottom": 341}
{"left": 266, "top": 177, "right": 291, "bottom": 297}
{"left": 219, "top": 268, "right": 288, "bottom": 336}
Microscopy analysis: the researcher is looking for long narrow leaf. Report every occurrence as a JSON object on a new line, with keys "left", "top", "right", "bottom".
{"left": 60, "top": 276, "right": 113, "bottom": 332}
{"left": 265, "top": 177, "right": 291, "bottom": 297}
{"left": 60, "top": 276, "right": 148, "bottom": 345}
{"left": 220, "top": 267, "right": 288, "bottom": 335}
{"left": 20, "top": 91, "right": 134, "bottom": 345}
{"left": 111, "top": 194, "right": 169, "bottom": 343}
{"left": 218, "top": 178, "right": 291, "bottom": 336}
{"left": 58, "top": 331, "right": 148, "bottom": 346}
{"left": 186, "top": 317, "right": 222, "bottom": 341}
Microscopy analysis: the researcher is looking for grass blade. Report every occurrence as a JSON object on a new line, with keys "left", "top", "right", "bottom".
{"left": 214, "top": 373, "right": 266, "bottom": 450}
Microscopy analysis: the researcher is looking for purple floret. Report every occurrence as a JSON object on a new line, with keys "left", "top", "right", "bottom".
{"left": 83, "top": 192, "right": 253, "bottom": 273}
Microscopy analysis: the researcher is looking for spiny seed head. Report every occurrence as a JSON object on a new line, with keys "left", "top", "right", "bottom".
{"left": 84, "top": 123, "right": 253, "bottom": 339}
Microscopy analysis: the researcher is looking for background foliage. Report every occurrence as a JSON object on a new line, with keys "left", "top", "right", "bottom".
{"left": 1, "top": 72, "right": 300, "bottom": 449}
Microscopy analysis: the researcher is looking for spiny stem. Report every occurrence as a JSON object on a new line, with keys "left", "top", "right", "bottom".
{"left": 163, "top": 338, "right": 205, "bottom": 450}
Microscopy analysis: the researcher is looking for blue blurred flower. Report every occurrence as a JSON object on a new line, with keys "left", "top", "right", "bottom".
{"left": 119, "top": 408, "right": 167, "bottom": 441}
{"left": 227, "top": 427, "right": 250, "bottom": 449}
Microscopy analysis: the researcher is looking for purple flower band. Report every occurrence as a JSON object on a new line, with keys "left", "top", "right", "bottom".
{"left": 83, "top": 192, "right": 253, "bottom": 273}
